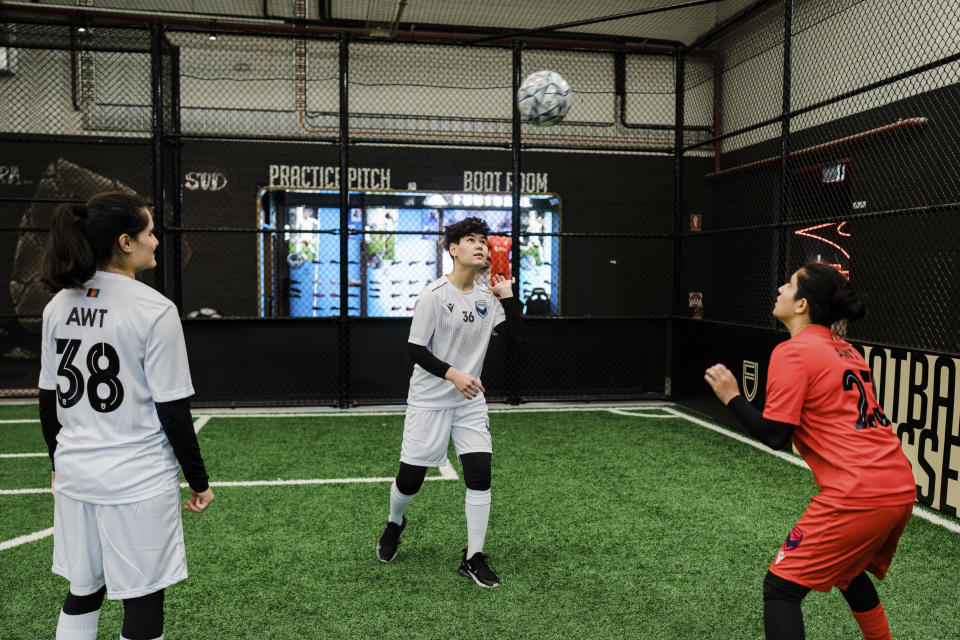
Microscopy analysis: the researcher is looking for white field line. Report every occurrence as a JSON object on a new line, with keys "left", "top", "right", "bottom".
{"left": 660, "top": 406, "right": 810, "bottom": 469}
{"left": 191, "top": 404, "right": 673, "bottom": 419}
{"left": 0, "top": 418, "right": 211, "bottom": 461}
{"left": 0, "top": 488, "right": 50, "bottom": 495}
{"left": 438, "top": 459, "right": 459, "bottom": 479}
{"left": 6, "top": 406, "right": 958, "bottom": 537}
{"left": 0, "top": 419, "right": 39, "bottom": 424}
{"left": 181, "top": 458, "right": 459, "bottom": 489}
{"left": 1, "top": 459, "right": 459, "bottom": 497}
{"left": 0, "top": 527, "right": 53, "bottom": 551}
{"left": 193, "top": 415, "right": 211, "bottom": 433}
{"left": 661, "top": 406, "right": 960, "bottom": 536}
{"left": 607, "top": 409, "right": 676, "bottom": 418}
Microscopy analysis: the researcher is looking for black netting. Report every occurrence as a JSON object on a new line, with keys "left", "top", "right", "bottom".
{"left": 680, "top": 0, "right": 960, "bottom": 359}
{"left": 3, "top": 0, "right": 959, "bottom": 403}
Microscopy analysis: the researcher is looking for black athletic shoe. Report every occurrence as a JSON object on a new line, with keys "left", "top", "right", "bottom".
{"left": 458, "top": 549, "right": 500, "bottom": 587}
{"left": 376, "top": 517, "right": 406, "bottom": 563}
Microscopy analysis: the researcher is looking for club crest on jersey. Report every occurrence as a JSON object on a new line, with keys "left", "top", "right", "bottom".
{"left": 446, "top": 303, "right": 455, "bottom": 313}
{"left": 784, "top": 526, "right": 803, "bottom": 550}
{"left": 742, "top": 360, "right": 759, "bottom": 402}
{"left": 475, "top": 300, "right": 487, "bottom": 318}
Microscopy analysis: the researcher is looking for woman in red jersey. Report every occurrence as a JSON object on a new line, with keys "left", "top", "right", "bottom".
{"left": 704, "top": 263, "right": 915, "bottom": 640}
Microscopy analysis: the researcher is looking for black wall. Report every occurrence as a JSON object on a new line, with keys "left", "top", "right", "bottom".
{"left": 185, "top": 317, "right": 668, "bottom": 407}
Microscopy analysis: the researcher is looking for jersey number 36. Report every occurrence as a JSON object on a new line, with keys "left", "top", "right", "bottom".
{"left": 56, "top": 338, "right": 124, "bottom": 413}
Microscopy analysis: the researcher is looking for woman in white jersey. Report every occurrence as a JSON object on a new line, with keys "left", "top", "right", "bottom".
{"left": 38, "top": 191, "right": 213, "bottom": 640}
{"left": 376, "top": 216, "right": 522, "bottom": 587}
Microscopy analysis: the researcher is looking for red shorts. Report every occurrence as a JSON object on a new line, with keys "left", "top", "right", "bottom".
{"left": 768, "top": 496, "right": 913, "bottom": 592}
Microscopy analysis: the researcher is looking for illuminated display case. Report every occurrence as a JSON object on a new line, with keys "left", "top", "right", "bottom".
{"left": 258, "top": 189, "right": 560, "bottom": 317}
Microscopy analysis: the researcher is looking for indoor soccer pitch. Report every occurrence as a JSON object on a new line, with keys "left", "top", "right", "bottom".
{"left": 1, "top": 403, "right": 958, "bottom": 640}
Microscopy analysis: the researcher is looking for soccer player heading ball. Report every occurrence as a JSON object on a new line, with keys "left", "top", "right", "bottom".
{"left": 704, "top": 263, "right": 914, "bottom": 640}
{"left": 376, "top": 216, "right": 522, "bottom": 587}
{"left": 38, "top": 192, "right": 213, "bottom": 640}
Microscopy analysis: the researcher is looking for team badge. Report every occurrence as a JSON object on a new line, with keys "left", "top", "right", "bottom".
{"left": 784, "top": 526, "right": 803, "bottom": 550}
{"left": 446, "top": 303, "right": 455, "bottom": 313}
{"left": 742, "top": 360, "right": 759, "bottom": 402}
{"left": 775, "top": 527, "right": 803, "bottom": 565}
{"left": 475, "top": 300, "right": 487, "bottom": 318}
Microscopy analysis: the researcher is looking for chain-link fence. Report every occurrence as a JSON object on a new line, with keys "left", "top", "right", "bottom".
{"left": 2, "top": 0, "right": 958, "bottom": 405}
{"left": 0, "top": 14, "right": 676, "bottom": 405}
{"left": 679, "top": 0, "right": 960, "bottom": 357}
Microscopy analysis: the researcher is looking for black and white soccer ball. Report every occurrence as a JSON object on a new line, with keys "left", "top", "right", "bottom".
{"left": 186, "top": 307, "right": 222, "bottom": 319}
{"left": 287, "top": 252, "right": 306, "bottom": 269}
{"left": 517, "top": 70, "right": 573, "bottom": 126}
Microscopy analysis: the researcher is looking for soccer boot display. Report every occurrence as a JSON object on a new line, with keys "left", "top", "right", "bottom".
{"left": 458, "top": 549, "right": 500, "bottom": 587}
{"left": 376, "top": 516, "right": 406, "bottom": 563}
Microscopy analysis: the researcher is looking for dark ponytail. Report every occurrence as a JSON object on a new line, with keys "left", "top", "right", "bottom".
{"left": 795, "top": 262, "right": 866, "bottom": 327}
{"left": 42, "top": 191, "right": 150, "bottom": 292}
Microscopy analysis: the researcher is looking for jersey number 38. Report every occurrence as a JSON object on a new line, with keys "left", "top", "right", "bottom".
{"left": 56, "top": 338, "right": 124, "bottom": 413}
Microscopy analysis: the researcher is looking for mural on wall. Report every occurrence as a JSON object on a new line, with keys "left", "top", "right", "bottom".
{"left": 10, "top": 158, "right": 142, "bottom": 332}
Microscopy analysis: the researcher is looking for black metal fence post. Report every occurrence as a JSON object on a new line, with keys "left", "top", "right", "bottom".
{"left": 169, "top": 40, "right": 183, "bottom": 313}
{"left": 510, "top": 39, "right": 523, "bottom": 405}
{"left": 774, "top": 0, "right": 794, "bottom": 325}
{"left": 672, "top": 47, "right": 686, "bottom": 392}
{"left": 338, "top": 31, "right": 351, "bottom": 408}
{"left": 150, "top": 21, "right": 167, "bottom": 296}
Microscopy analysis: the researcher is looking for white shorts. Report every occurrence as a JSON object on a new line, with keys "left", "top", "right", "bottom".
{"left": 52, "top": 487, "right": 187, "bottom": 600}
{"left": 401, "top": 402, "right": 492, "bottom": 467}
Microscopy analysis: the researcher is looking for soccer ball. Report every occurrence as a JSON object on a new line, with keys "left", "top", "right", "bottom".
{"left": 517, "top": 70, "right": 572, "bottom": 126}
{"left": 287, "top": 252, "right": 306, "bottom": 269}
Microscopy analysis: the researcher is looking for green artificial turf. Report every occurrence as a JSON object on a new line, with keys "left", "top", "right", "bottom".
{"left": 0, "top": 404, "right": 957, "bottom": 639}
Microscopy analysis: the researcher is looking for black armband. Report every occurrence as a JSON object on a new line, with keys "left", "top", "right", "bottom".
{"left": 38, "top": 388, "right": 61, "bottom": 471}
{"left": 727, "top": 395, "right": 797, "bottom": 451}
{"left": 156, "top": 398, "right": 209, "bottom": 492}
{"left": 408, "top": 342, "right": 451, "bottom": 379}
{"left": 494, "top": 296, "right": 523, "bottom": 345}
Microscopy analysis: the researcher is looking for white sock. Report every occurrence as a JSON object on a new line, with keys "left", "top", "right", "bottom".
{"left": 389, "top": 480, "right": 414, "bottom": 525}
{"left": 56, "top": 609, "right": 100, "bottom": 640}
{"left": 465, "top": 488, "right": 491, "bottom": 558}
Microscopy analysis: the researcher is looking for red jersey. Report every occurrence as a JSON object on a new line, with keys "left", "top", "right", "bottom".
{"left": 763, "top": 325, "right": 915, "bottom": 507}
{"left": 487, "top": 236, "right": 511, "bottom": 279}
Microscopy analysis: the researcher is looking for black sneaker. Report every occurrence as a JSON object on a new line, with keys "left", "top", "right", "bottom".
{"left": 376, "top": 517, "right": 406, "bottom": 563}
{"left": 458, "top": 549, "right": 501, "bottom": 587}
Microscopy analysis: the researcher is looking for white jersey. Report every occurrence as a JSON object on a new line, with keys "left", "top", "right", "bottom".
{"left": 38, "top": 271, "right": 194, "bottom": 505}
{"left": 406, "top": 277, "right": 506, "bottom": 408}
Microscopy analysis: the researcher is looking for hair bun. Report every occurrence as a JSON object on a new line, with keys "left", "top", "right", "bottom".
{"left": 72, "top": 203, "right": 89, "bottom": 219}
{"left": 831, "top": 280, "right": 866, "bottom": 322}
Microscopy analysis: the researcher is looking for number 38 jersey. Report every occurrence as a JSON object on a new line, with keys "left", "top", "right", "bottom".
{"left": 39, "top": 271, "right": 194, "bottom": 505}
{"left": 407, "top": 277, "right": 505, "bottom": 409}
{"left": 762, "top": 325, "right": 915, "bottom": 507}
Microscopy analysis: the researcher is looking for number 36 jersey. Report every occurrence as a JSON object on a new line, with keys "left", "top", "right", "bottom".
{"left": 39, "top": 270, "right": 194, "bottom": 505}
{"left": 407, "top": 277, "right": 505, "bottom": 409}
{"left": 762, "top": 325, "right": 915, "bottom": 507}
